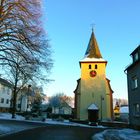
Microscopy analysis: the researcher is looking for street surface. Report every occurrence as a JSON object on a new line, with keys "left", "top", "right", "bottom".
{"left": 0, "top": 120, "right": 106, "bottom": 140}
{"left": 0, "top": 119, "right": 45, "bottom": 135}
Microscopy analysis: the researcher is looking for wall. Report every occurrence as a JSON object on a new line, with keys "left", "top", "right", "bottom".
{"left": 0, "top": 83, "right": 12, "bottom": 109}
{"left": 79, "top": 62, "right": 112, "bottom": 120}
{"left": 127, "top": 61, "right": 140, "bottom": 126}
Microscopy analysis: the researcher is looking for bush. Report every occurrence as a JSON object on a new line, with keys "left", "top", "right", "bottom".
{"left": 16, "top": 111, "right": 31, "bottom": 117}
{"left": 25, "top": 115, "right": 32, "bottom": 120}
{"left": 31, "top": 113, "right": 39, "bottom": 117}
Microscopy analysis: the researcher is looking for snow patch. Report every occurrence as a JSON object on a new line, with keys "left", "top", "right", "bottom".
{"left": 80, "top": 57, "right": 106, "bottom": 62}
{"left": 0, "top": 113, "right": 25, "bottom": 120}
{"left": 0, "top": 113, "right": 26, "bottom": 135}
{"left": 45, "top": 119, "right": 105, "bottom": 128}
{"left": 120, "top": 106, "right": 129, "bottom": 113}
{"left": 92, "top": 129, "right": 140, "bottom": 140}
{"left": 88, "top": 104, "right": 99, "bottom": 110}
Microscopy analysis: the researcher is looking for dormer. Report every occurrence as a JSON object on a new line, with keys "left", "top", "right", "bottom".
{"left": 131, "top": 45, "right": 140, "bottom": 63}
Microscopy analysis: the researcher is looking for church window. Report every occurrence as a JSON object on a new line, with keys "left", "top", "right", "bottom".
{"left": 89, "top": 65, "right": 92, "bottom": 69}
{"left": 95, "top": 64, "right": 98, "bottom": 69}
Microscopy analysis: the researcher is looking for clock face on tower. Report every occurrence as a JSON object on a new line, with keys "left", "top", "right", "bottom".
{"left": 90, "top": 70, "right": 97, "bottom": 77}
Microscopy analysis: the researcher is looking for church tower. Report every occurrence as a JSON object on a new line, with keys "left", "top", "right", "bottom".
{"left": 74, "top": 31, "right": 113, "bottom": 121}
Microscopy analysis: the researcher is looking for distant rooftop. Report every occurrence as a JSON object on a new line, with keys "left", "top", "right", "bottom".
{"left": 0, "top": 78, "right": 13, "bottom": 88}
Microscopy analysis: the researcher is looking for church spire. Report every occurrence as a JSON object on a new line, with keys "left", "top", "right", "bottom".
{"left": 85, "top": 31, "right": 102, "bottom": 58}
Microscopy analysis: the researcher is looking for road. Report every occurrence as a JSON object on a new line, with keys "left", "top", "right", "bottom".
{"left": 0, "top": 120, "right": 106, "bottom": 140}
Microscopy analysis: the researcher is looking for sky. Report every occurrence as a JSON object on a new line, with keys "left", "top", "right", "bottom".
{"left": 41, "top": 0, "right": 140, "bottom": 99}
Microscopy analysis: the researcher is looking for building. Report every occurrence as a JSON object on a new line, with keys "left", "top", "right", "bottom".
{"left": 125, "top": 45, "right": 140, "bottom": 126}
{"left": 74, "top": 31, "right": 113, "bottom": 121}
{"left": 16, "top": 86, "right": 33, "bottom": 112}
{"left": 17, "top": 85, "right": 45, "bottom": 112}
{"left": 120, "top": 106, "right": 129, "bottom": 122}
{"left": 52, "top": 105, "right": 72, "bottom": 115}
{"left": 114, "top": 101, "right": 129, "bottom": 122}
{"left": 0, "top": 78, "right": 13, "bottom": 112}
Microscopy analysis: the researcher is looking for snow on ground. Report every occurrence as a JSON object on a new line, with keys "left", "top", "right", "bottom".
{"left": 0, "top": 113, "right": 104, "bottom": 136}
{"left": 0, "top": 123, "right": 35, "bottom": 136}
{"left": 92, "top": 129, "right": 140, "bottom": 140}
{"left": 120, "top": 106, "right": 129, "bottom": 113}
{"left": 0, "top": 113, "right": 25, "bottom": 120}
{"left": 44, "top": 119, "right": 104, "bottom": 128}
{"left": 0, "top": 113, "right": 140, "bottom": 140}
{"left": 0, "top": 113, "right": 32, "bottom": 136}
{"left": 0, "top": 113, "right": 103, "bottom": 128}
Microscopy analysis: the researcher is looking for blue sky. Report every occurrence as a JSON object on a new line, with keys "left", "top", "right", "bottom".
{"left": 42, "top": 0, "right": 140, "bottom": 99}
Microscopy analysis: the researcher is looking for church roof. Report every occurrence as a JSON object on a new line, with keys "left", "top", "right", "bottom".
{"left": 85, "top": 31, "right": 102, "bottom": 58}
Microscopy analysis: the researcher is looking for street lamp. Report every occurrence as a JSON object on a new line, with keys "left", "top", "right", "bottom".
{"left": 100, "top": 95, "right": 104, "bottom": 121}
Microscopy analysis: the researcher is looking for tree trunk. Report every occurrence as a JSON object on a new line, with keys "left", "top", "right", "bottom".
{"left": 12, "top": 71, "right": 18, "bottom": 119}
{"left": 12, "top": 86, "right": 17, "bottom": 118}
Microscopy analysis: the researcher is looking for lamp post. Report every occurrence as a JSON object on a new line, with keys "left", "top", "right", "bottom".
{"left": 100, "top": 95, "right": 104, "bottom": 121}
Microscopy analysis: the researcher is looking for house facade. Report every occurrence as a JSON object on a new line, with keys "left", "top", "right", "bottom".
{"left": 16, "top": 86, "right": 45, "bottom": 112}
{"left": 17, "top": 85, "right": 36, "bottom": 112}
{"left": 125, "top": 45, "right": 140, "bottom": 126}
{"left": 0, "top": 78, "right": 13, "bottom": 112}
{"left": 74, "top": 31, "right": 113, "bottom": 121}
{"left": 52, "top": 106, "right": 72, "bottom": 115}
{"left": 17, "top": 86, "right": 30, "bottom": 112}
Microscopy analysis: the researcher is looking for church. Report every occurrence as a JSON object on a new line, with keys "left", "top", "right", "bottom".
{"left": 74, "top": 31, "right": 113, "bottom": 121}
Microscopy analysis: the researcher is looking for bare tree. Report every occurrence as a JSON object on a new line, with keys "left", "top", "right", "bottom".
{"left": 49, "top": 93, "right": 73, "bottom": 114}
{"left": 0, "top": 0, "right": 53, "bottom": 118}
{"left": 49, "top": 94, "right": 61, "bottom": 109}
